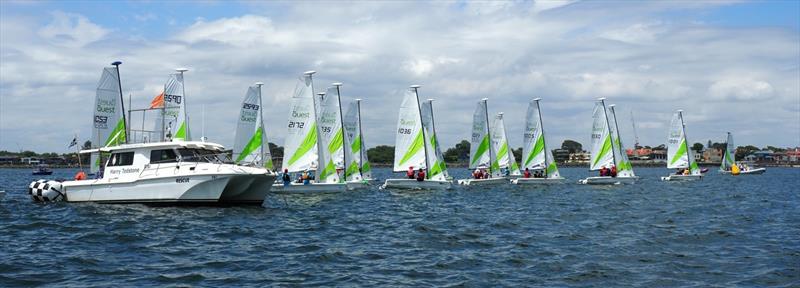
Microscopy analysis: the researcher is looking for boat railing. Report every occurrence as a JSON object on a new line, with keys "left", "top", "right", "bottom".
{"left": 127, "top": 107, "right": 168, "bottom": 144}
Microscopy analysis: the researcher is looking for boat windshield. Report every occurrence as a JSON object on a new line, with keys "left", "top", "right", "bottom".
{"left": 176, "top": 148, "right": 230, "bottom": 163}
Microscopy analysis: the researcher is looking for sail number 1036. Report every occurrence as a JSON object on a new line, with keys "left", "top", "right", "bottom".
{"left": 398, "top": 128, "right": 412, "bottom": 134}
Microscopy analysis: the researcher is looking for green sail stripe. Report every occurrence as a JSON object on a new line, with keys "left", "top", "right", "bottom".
{"left": 345, "top": 161, "right": 360, "bottom": 177}
{"left": 690, "top": 161, "right": 699, "bottom": 172}
{"left": 351, "top": 134, "right": 362, "bottom": 152}
{"left": 104, "top": 119, "right": 127, "bottom": 147}
{"left": 328, "top": 129, "right": 343, "bottom": 153}
{"left": 361, "top": 161, "right": 371, "bottom": 172}
{"left": 236, "top": 126, "right": 263, "bottom": 163}
{"left": 399, "top": 131, "right": 424, "bottom": 166}
{"left": 511, "top": 160, "right": 519, "bottom": 171}
{"left": 174, "top": 122, "right": 187, "bottom": 140}
{"left": 429, "top": 160, "right": 446, "bottom": 177}
{"left": 546, "top": 161, "right": 558, "bottom": 175}
{"left": 669, "top": 139, "right": 687, "bottom": 165}
{"left": 318, "top": 160, "right": 336, "bottom": 181}
{"left": 288, "top": 122, "right": 318, "bottom": 166}
{"left": 592, "top": 134, "right": 613, "bottom": 167}
{"left": 497, "top": 142, "right": 508, "bottom": 161}
{"left": 525, "top": 136, "right": 545, "bottom": 166}
{"left": 471, "top": 135, "right": 490, "bottom": 165}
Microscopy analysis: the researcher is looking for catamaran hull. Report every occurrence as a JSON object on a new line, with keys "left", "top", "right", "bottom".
{"left": 578, "top": 176, "right": 638, "bottom": 185}
{"left": 271, "top": 182, "right": 347, "bottom": 194}
{"left": 457, "top": 177, "right": 508, "bottom": 186}
{"left": 661, "top": 174, "right": 702, "bottom": 181}
{"left": 511, "top": 177, "right": 565, "bottom": 185}
{"left": 381, "top": 179, "right": 452, "bottom": 190}
{"left": 59, "top": 173, "right": 274, "bottom": 205}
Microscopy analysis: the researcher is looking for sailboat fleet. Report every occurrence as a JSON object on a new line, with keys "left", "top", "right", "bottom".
{"left": 26, "top": 61, "right": 767, "bottom": 203}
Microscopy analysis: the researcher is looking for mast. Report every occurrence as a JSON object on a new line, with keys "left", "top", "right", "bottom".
{"left": 355, "top": 98, "right": 364, "bottom": 175}
{"left": 534, "top": 98, "right": 548, "bottom": 177}
{"left": 600, "top": 98, "right": 617, "bottom": 166}
{"left": 176, "top": 67, "right": 189, "bottom": 140}
{"left": 609, "top": 104, "right": 623, "bottom": 168}
{"left": 333, "top": 82, "right": 346, "bottom": 177}
{"left": 255, "top": 82, "right": 265, "bottom": 166}
{"left": 427, "top": 98, "right": 439, "bottom": 179}
{"left": 411, "top": 85, "right": 430, "bottom": 178}
{"left": 304, "top": 70, "right": 322, "bottom": 172}
{"left": 483, "top": 98, "right": 493, "bottom": 175}
{"left": 679, "top": 110, "right": 693, "bottom": 170}
{"left": 111, "top": 61, "right": 128, "bottom": 144}
{"left": 630, "top": 110, "right": 639, "bottom": 156}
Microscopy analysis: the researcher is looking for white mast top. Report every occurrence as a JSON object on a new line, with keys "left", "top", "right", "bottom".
{"left": 304, "top": 70, "right": 316, "bottom": 76}
{"left": 254, "top": 82, "right": 264, "bottom": 86}
{"left": 533, "top": 97, "right": 541, "bottom": 101}
{"left": 332, "top": 82, "right": 343, "bottom": 87}
{"left": 175, "top": 67, "right": 189, "bottom": 73}
{"left": 410, "top": 84, "right": 421, "bottom": 89}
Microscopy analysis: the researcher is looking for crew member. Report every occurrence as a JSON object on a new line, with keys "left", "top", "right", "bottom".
{"left": 407, "top": 166, "right": 415, "bottom": 179}
{"left": 416, "top": 168, "right": 425, "bottom": 181}
{"left": 523, "top": 168, "right": 531, "bottom": 178}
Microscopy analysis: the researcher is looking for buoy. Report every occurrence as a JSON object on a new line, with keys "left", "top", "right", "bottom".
{"left": 731, "top": 163, "right": 740, "bottom": 175}
{"left": 75, "top": 171, "right": 87, "bottom": 180}
{"left": 28, "top": 180, "right": 65, "bottom": 202}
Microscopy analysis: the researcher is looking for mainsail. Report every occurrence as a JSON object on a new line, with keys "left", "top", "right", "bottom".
{"left": 666, "top": 110, "right": 700, "bottom": 174}
{"left": 163, "top": 73, "right": 190, "bottom": 141}
{"left": 343, "top": 100, "right": 371, "bottom": 181}
{"left": 421, "top": 100, "right": 448, "bottom": 180}
{"left": 521, "top": 98, "right": 560, "bottom": 178}
{"left": 393, "top": 88, "right": 427, "bottom": 172}
{"left": 232, "top": 85, "right": 272, "bottom": 169}
{"left": 491, "top": 113, "right": 520, "bottom": 176}
{"left": 721, "top": 132, "right": 736, "bottom": 171}
{"left": 91, "top": 66, "right": 126, "bottom": 173}
{"left": 607, "top": 105, "right": 635, "bottom": 177}
{"left": 317, "top": 86, "right": 345, "bottom": 183}
{"left": 589, "top": 99, "right": 615, "bottom": 170}
{"left": 468, "top": 99, "right": 493, "bottom": 170}
{"left": 282, "top": 74, "right": 319, "bottom": 173}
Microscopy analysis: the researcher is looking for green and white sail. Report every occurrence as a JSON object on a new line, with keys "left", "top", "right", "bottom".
{"left": 666, "top": 110, "right": 700, "bottom": 174}
{"left": 316, "top": 86, "right": 345, "bottom": 183}
{"left": 491, "top": 113, "right": 521, "bottom": 176}
{"left": 607, "top": 105, "right": 635, "bottom": 177}
{"left": 232, "top": 85, "right": 272, "bottom": 169}
{"left": 421, "top": 100, "right": 449, "bottom": 181}
{"left": 589, "top": 99, "right": 616, "bottom": 170}
{"left": 721, "top": 132, "right": 735, "bottom": 171}
{"left": 163, "top": 73, "right": 190, "bottom": 141}
{"left": 392, "top": 88, "right": 427, "bottom": 172}
{"left": 90, "top": 66, "right": 127, "bottom": 173}
{"left": 522, "top": 98, "right": 560, "bottom": 178}
{"left": 468, "top": 99, "right": 494, "bottom": 170}
{"left": 282, "top": 74, "right": 319, "bottom": 173}
{"left": 343, "top": 100, "right": 371, "bottom": 181}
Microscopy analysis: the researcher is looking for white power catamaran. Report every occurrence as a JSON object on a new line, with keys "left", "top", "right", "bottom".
{"left": 458, "top": 98, "right": 507, "bottom": 186}
{"left": 512, "top": 98, "right": 564, "bottom": 184}
{"left": 719, "top": 132, "right": 766, "bottom": 175}
{"left": 273, "top": 72, "right": 346, "bottom": 193}
{"left": 232, "top": 83, "right": 274, "bottom": 170}
{"left": 382, "top": 85, "right": 451, "bottom": 190}
{"left": 661, "top": 110, "right": 703, "bottom": 181}
{"left": 29, "top": 63, "right": 275, "bottom": 204}
{"left": 579, "top": 98, "right": 638, "bottom": 185}
{"left": 343, "top": 98, "right": 373, "bottom": 189}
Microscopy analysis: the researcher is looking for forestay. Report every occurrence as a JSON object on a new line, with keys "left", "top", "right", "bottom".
{"left": 282, "top": 74, "right": 319, "bottom": 173}
{"left": 393, "top": 89, "right": 427, "bottom": 172}
{"left": 521, "top": 99, "right": 560, "bottom": 178}
{"left": 589, "top": 100, "right": 615, "bottom": 171}
{"left": 233, "top": 85, "right": 272, "bottom": 169}
{"left": 421, "top": 100, "right": 448, "bottom": 180}
{"left": 91, "top": 67, "right": 127, "bottom": 173}
{"left": 317, "top": 86, "right": 345, "bottom": 183}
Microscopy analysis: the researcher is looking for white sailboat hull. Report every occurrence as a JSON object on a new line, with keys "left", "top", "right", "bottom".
{"left": 578, "top": 176, "right": 638, "bottom": 185}
{"left": 719, "top": 168, "right": 766, "bottom": 175}
{"left": 511, "top": 177, "right": 565, "bottom": 185}
{"left": 661, "top": 174, "right": 702, "bottom": 181}
{"left": 381, "top": 178, "right": 452, "bottom": 190}
{"left": 346, "top": 180, "right": 371, "bottom": 190}
{"left": 271, "top": 182, "right": 347, "bottom": 194}
{"left": 457, "top": 177, "right": 508, "bottom": 186}
{"left": 62, "top": 168, "right": 274, "bottom": 205}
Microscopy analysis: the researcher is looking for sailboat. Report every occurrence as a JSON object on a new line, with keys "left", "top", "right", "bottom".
{"left": 579, "top": 98, "right": 638, "bottom": 185}
{"left": 381, "top": 85, "right": 452, "bottom": 190}
{"left": 273, "top": 72, "right": 346, "bottom": 193}
{"left": 457, "top": 99, "right": 507, "bottom": 186}
{"left": 232, "top": 83, "right": 273, "bottom": 169}
{"left": 512, "top": 98, "right": 564, "bottom": 184}
{"left": 719, "top": 132, "right": 766, "bottom": 175}
{"left": 661, "top": 110, "right": 703, "bottom": 181}
{"left": 491, "top": 112, "right": 522, "bottom": 179}
{"left": 343, "top": 99, "right": 373, "bottom": 189}
{"left": 89, "top": 65, "right": 128, "bottom": 174}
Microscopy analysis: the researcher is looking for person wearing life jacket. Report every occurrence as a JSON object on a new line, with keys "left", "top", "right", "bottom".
{"left": 407, "top": 166, "right": 415, "bottom": 179}
{"left": 302, "top": 170, "right": 310, "bottom": 185}
{"left": 683, "top": 168, "right": 690, "bottom": 175}
{"left": 524, "top": 168, "right": 531, "bottom": 178}
{"left": 610, "top": 165, "right": 617, "bottom": 177}
{"left": 74, "top": 171, "right": 87, "bottom": 180}
{"left": 599, "top": 166, "right": 607, "bottom": 177}
{"left": 282, "top": 169, "right": 291, "bottom": 186}
{"left": 416, "top": 168, "right": 425, "bottom": 181}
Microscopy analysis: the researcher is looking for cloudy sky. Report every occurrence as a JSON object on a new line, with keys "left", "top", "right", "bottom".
{"left": 1, "top": 0, "right": 798, "bottom": 153}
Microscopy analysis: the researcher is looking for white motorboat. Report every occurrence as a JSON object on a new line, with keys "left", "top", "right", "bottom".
{"left": 514, "top": 98, "right": 565, "bottom": 185}
{"left": 383, "top": 85, "right": 452, "bottom": 190}
{"left": 662, "top": 110, "right": 702, "bottom": 181}
{"left": 579, "top": 99, "right": 638, "bottom": 185}
{"left": 30, "top": 141, "right": 275, "bottom": 204}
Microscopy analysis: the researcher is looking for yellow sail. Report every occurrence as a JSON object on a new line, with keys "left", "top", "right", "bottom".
{"left": 731, "top": 163, "right": 740, "bottom": 175}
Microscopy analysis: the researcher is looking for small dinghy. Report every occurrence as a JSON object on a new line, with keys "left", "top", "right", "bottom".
{"left": 579, "top": 99, "right": 638, "bottom": 185}
{"left": 661, "top": 110, "right": 702, "bottom": 181}
{"left": 512, "top": 98, "right": 565, "bottom": 185}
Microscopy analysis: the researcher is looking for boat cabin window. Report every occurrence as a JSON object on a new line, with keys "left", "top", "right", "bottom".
{"left": 150, "top": 149, "right": 178, "bottom": 164}
{"left": 176, "top": 148, "right": 224, "bottom": 163}
{"left": 107, "top": 152, "right": 134, "bottom": 166}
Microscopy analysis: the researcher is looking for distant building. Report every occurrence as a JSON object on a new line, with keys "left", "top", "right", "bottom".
{"left": 775, "top": 148, "right": 800, "bottom": 163}
{"left": 0, "top": 156, "right": 19, "bottom": 165}
{"left": 702, "top": 148, "right": 723, "bottom": 163}
{"left": 568, "top": 152, "right": 590, "bottom": 163}
{"left": 744, "top": 150, "right": 775, "bottom": 162}
{"left": 20, "top": 157, "right": 41, "bottom": 165}
{"left": 553, "top": 149, "right": 570, "bottom": 163}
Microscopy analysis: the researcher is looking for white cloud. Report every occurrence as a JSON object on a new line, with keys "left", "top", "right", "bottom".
{"left": 708, "top": 79, "right": 775, "bottom": 101}
{"left": 37, "top": 11, "right": 109, "bottom": 48}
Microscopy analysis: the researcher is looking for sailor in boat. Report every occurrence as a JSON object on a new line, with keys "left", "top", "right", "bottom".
{"left": 416, "top": 168, "right": 426, "bottom": 182}
{"left": 407, "top": 166, "right": 415, "bottom": 179}
{"left": 523, "top": 168, "right": 531, "bottom": 178}
{"left": 599, "top": 166, "right": 607, "bottom": 177}
{"left": 610, "top": 165, "right": 617, "bottom": 177}
{"left": 302, "top": 170, "right": 311, "bottom": 185}
{"left": 281, "top": 169, "right": 291, "bottom": 186}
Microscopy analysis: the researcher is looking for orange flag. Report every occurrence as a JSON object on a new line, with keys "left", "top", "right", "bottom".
{"left": 150, "top": 92, "right": 164, "bottom": 108}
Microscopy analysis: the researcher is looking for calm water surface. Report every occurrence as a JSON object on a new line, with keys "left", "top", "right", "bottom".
{"left": 1, "top": 167, "right": 798, "bottom": 286}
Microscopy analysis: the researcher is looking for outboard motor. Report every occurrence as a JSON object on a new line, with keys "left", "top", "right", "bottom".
{"left": 28, "top": 180, "right": 65, "bottom": 202}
